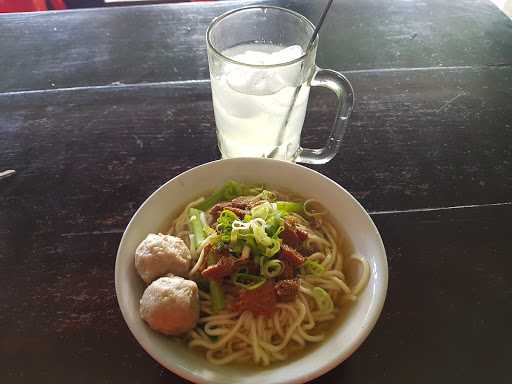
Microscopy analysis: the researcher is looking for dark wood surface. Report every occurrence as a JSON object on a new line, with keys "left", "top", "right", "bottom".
{"left": 1, "top": 0, "right": 511, "bottom": 383}
{"left": 1, "top": 0, "right": 511, "bottom": 92}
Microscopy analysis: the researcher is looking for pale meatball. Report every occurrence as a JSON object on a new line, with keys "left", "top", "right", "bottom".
{"left": 135, "top": 233, "right": 191, "bottom": 283}
{"left": 139, "top": 276, "right": 199, "bottom": 335}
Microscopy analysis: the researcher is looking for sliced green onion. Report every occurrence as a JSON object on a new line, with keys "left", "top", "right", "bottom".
{"left": 276, "top": 201, "right": 304, "bottom": 214}
{"left": 241, "top": 245, "right": 251, "bottom": 260}
{"left": 222, "top": 180, "right": 244, "bottom": 201}
{"left": 188, "top": 207, "right": 205, "bottom": 247}
{"left": 245, "top": 237, "right": 259, "bottom": 256}
{"left": 218, "top": 209, "right": 239, "bottom": 225}
{"left": 251, "top": 218, "right": 273, "bottom": 247}
{"left": 208, "top": 234, "right": 223, "bottom": 247}
{"left": 195, "top": 181, "right": 263, "bottom": 211}
{"left": 233, "top": 221, "right": 249, "bottom": 230}
{"left": 199, "top": 211, "right": 208, "bottom": 228}
{"left": 232, "top": 273, "right": 266, "bottom": 290}
{"left": 251, "top": 201, "right": 273, "bottom": 220}
{"left": 205, "top": 226, "right": 216, "bottom": 236}
{"left": 271, "top": 225, "right": 284, "bottom": 239}
{"left": 194, "top": 180, "right": 242, "bottom": 211}
{"left": 188, "top": 234, "right": 196, "bottom": 255}
{"left": 207, "top": 252, "right": 224, "bottom": 313}
{"left": 230, "top": 229, "right": 238, "bottom": 243}
{"left": 262, "top": 190, "right": 277, "bottom": 201}
{"left": 229, "top": 240, "right": 244, "bottom": 254}
{"left": 216, "top": 209, "right": 239, "bottom": 237}
{"left": 312, "top": 287, "right": 334, "bottom": 314}
{"left": 194, "top": 189, "right": 226, "bottom": 212}
{"left": 209, "top": 281, "right": 225, "bottom": 313}
{"left": 304, "top": 259, "right": 326, "bottom": 276}
{"left": 264, "top": 238, "right": 281, "bottom": 257}
{"left": 265, "top": 210, "right": 284, "bottom": 237}
{"left": 258, "top": 254, "right": 265, "bottom": 272}
{"left": 230, "top": 220, "right": 251, "bottom": 244}
{"left": 262, "top": 259, "right": 284, "bottom": 278}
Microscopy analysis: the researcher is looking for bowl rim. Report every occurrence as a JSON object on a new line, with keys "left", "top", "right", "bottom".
{"left": 115, "top": 157, "right": 388, "bottom": 384}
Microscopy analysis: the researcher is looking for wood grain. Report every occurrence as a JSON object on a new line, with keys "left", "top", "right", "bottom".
{"left": 1, "top": 0, "right": 512, "bottom": 383}
{"left": 0, "top": 0, "right": 511, "bottom": 92}
{"left": 1, "top": 66, "right": 511, "bottom": 383}
{"left": 1, "top": 204, "right": 510, "bottom": 383}
{"left": 1, "top": 67, "right": 510, "bottom": 229}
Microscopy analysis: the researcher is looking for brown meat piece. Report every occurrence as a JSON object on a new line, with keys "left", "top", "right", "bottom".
{"left": 229, "top": 197, "right": 251, "bottom": 210}
{"left": 296, "top": 227, "right": 308, "bottom": 241}
{"left": 275, "top": 279, "right": 300, "bottom": 302}
{"left": 234, "top": 257, "right": 259, "bottom": 272}
{"left": 201, "top": 255, "right": 236, "bottom": 280}
{"left": 281, "top": 224, "right": 300, "bottom": 248}
{"left": 277, "top": 258, "right": 295, "bottom": 280}
{"left": 232, "top": 281, "right": 276, "bottom": 316}
{"left": 209, "top": 203, "right": 227, "bottom": 221}
{"left": 210, "top": 203, "right": 249, "bottom": 222}
{"left": 279, "top": 244, "right": 305, "bottom": 267}
{"left": 284, "top": 215, "right": 301, "bottom": 226}
{"left": 281, "top": 217, "right": 308, "bottom": 247}
{"left": 221, "top": 280, "right": 242, "bottom": 297}
{"left": 231, "top": 196, "right": 267, "bottom": 210}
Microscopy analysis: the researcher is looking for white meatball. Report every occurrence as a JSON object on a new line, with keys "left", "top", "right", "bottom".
{"left": 135, "top": 233, "right": 191, "bottom": 283}
{"left": 139, "top": 276, "right": 199, "bottom": 335}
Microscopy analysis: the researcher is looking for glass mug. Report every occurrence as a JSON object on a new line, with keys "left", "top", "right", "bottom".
{"left": 206, "top": 6, "right": 354, "bottom": 164}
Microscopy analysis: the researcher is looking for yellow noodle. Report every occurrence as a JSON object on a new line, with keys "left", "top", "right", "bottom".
{"left": 291, "top": 333, "right": 305, "bottom": 347}
{"left": 258, "top": 301, "right": 306, "bottom": 353}
{"left": 312, "top": 313, "right": 336, "bottom": 322}
{"left": 304, "top": 199, "right": 327, "bottom": 217}
{"left": 288, "top": 212, "right": 309, "bottom": 225}
{"left": 189, "top": 246, "right": 206, "bottom": 277}
{"left": 297, "top": 325, "right": 325, "bottom": 342}
{"left": 325, "top": 269, "right": 346, "bottom": 280}
{"left": 307, "top": 234, "right": 331, "bottom": 249}
{"left": 189, "top": 312, "right": 248, "bottom": 350}
{"left": 329, "top": 276, "right": 352, "bottom": 294}
{"left": 204, "top": 320, "right": 237, "bottom": 336}
{"left": 307, "top": 251, "right": 325, "bottom": 262}
{"left": 298, "top": 294, "right": 315, "bottom": 330}
{"left": 272, "top": 310, "right": 284, "bottom": 339}
{"left": 206, "top": 349, "right": 249, "bottom": 365}
{"left": 198, "top": 311, "right": 239, "bottom": 323}
{"left": 321, "top": 248, "right": 335, "bottom": 269}
{"left": 248, "top": 313, "right": 260, "bottom": 364}
{"left": 174, "top": 191, "right": 371, "bottom": 366}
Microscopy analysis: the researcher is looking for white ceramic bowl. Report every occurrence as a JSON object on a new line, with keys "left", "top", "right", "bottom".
{"left": 115, "top": 158, "right": 388, "bottom": 384}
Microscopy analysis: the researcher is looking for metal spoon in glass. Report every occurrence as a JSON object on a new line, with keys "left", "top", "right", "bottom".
{"left": 267, "top": 0, "right": 335, "bottom": 159}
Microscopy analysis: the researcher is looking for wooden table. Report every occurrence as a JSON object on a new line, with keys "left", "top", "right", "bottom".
{"left": 1, "top": 0, "right": 511, "bottom": 382}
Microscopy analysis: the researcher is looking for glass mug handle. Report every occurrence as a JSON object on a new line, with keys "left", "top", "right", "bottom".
{"left": 296, "top": 67, "right": 354, "bottom": 164}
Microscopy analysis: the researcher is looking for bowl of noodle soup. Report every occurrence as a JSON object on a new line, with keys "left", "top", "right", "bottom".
{"left": 115, "top": 158, "right": 388, "bottom": 384}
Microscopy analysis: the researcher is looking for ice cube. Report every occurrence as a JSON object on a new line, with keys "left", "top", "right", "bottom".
{"left": 212, "top": 78, "right": 261, "bottom": 118}
{"left": 263, "top": 45, "right": 304, "bottom": 65}
{"left": 222, "top": 45, "right": 305, "bottom": 96}
{"left": 265, "top": 45, "right": 305, "bottom": 87}
{"left": 226, "top": 66, "right": 285, "bottom": 96}
{"left": 232, "top": 51, "right": 266, "bottom": 65}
